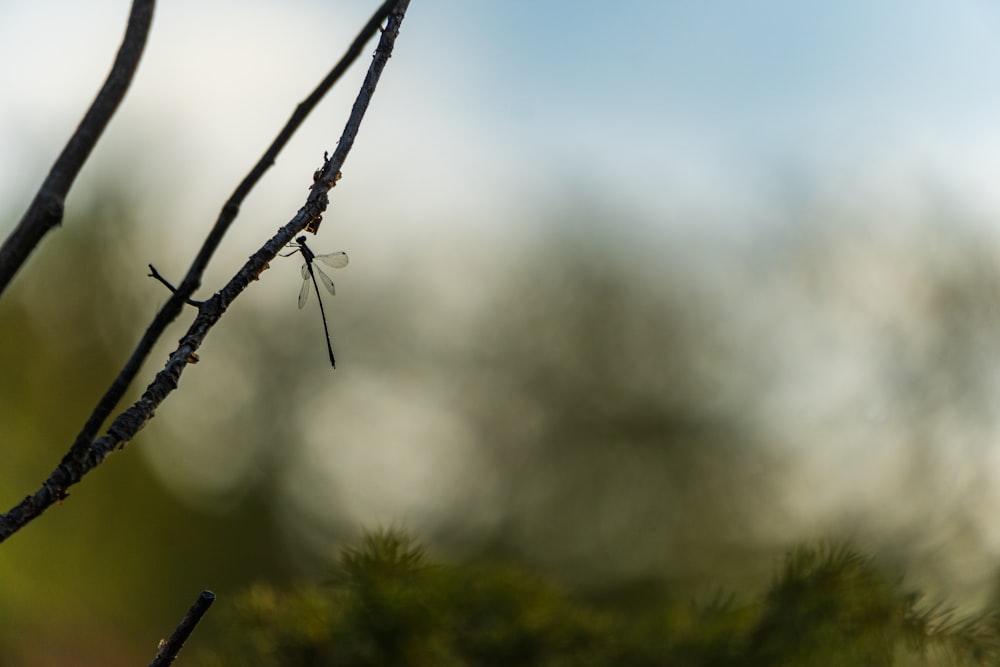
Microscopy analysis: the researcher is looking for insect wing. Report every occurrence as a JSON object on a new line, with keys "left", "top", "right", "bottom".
{"left": 316, "top": 251, "right": 349, "bottom": 269}
{"left": 316, "top": 267, "right": 336, "bottom": 295}
{"left": 298, "top": 273, "right": 311, "bottom": 309}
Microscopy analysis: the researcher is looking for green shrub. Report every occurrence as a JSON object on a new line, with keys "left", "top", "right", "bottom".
{"left": 198, "top": 532, "right": 999, "bottom": 666}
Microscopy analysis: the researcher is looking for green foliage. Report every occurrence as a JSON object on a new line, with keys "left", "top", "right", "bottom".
{"left": 199, "top": 533, "right": 1000, "bottom": 666}
{"left": 201, "top": 531, "right": 611, "bottom": 667}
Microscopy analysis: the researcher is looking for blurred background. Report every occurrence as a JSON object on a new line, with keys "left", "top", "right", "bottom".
{"left": 5, "top": 1, "right": 1000, "bottom": 663}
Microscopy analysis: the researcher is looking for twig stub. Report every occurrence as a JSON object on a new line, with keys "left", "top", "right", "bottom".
{"left": 148, "top": 590, "right": 216, "bottom": 667}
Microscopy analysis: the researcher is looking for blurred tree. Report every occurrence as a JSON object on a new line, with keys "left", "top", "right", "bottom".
{"left": 198, "top": 532, "right": 1000, "bottom": 666}
{"left": 412, "top": 225, "right": 789, "bottom": 589}
{"left": 8, "top": 179, "right": 1000, "bottom": 666}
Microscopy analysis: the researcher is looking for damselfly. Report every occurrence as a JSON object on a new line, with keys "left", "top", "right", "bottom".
{"left": 282, "top": 236, "right": 349, "bottom": 368}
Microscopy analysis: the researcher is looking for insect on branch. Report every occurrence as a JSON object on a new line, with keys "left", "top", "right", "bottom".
{"left": 0, "top": 0, "right": 411, "bottom": 543}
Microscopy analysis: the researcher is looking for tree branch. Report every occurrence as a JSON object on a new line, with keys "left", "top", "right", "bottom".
{"left": 148, "top": 590, "right": 215, "bottom": 667}
{"left": 0, "top": 0, "right": 156, "bottom": 296}
{"left": 147, "top": 264, "right": 202, "bottom": 306}
{"left": 0, "top": 0, "right": 411, "bottom": 542}
{"left": 50, "top": 0, "right": 402, "bottom": 514}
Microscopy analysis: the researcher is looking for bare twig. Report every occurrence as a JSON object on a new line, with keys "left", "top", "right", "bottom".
{"left": 50, "top": 0, "right": 402, "bottom": 515}
{"left": 182, "top": 0, "right": 402, "bottom": 288}
{"left": 0, "top": 0, "right": 411, "bottom": 542}
{"left": 148, "top": 590, "right": 215, "bottom": 667}
{"left": 0, "top": 0, "right": 155, "bottom": 296}
{"left": 147, "top": 264, "right": 202, "bottom": 306}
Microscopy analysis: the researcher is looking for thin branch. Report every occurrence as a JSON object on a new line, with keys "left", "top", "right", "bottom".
{"left": 313, "top": 5, "right": 406, "bottom": 189}
{"left": 0, "top": 0, "right": 411, "bottom": 542}
{"left": 147, "top": 264, "right": 202, "bottom": 306}
{"left": 0, "top": 0, "right": 155, "bottom": 296}
{"left": 52, "top": 0, "right": 402, "bottom": 503}
{"left": 148, "top": 590, "right": 216, "bottom": 667}
{"left": 181, "top": 0, "right": 402, "bottom": 290}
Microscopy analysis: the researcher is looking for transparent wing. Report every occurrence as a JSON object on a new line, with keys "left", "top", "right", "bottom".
{"left": 316, "top": 251, "right": 349, "bottom": 269}
{"left": 298, "top": 275, "right": 310, "bottom": 309}
{"left": 301, "top": 263, "right": 310, "bottom": 280}
{"left": 316, "top": 267, "right": 336, "bottom": 295}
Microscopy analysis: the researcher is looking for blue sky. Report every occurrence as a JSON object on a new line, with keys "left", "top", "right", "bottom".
{"left": 5, "top": 1, "right": 1000, "bottom": 236}
{"left": 476, "top": 3, "right": 1000, "bottom": 140}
